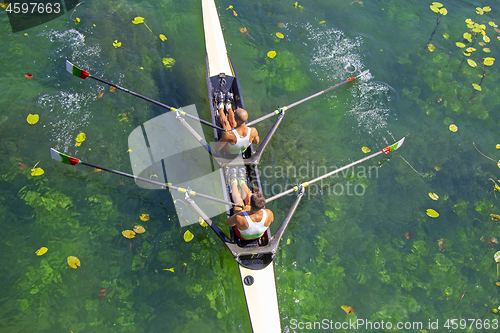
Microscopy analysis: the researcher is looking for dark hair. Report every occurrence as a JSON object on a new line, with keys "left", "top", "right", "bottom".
{"left": 250, "top": 191, "right": 266, "bottom": 210}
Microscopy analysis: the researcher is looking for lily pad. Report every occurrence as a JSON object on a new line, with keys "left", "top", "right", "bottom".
{"left": 426, "top": 209, "right": 439, "bottom": 218}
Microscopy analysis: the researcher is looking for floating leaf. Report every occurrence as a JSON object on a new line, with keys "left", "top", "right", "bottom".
{"left": 159, "top": 34, "right": 167, "bottom": 41}
{"left": 467, "top": 59, "right": 477, "bottom": 67}
{"left": 463, "top": 32, "right": 472, "bottom": 42}
{"left": 286, "top": 238, "right": 291, "bottom": 244}
{"left": 496, "top": 144, "right": 500, "bottom": 149}
{"left": 361, "top": 146, "right": 371, "bottom": 153}
{"left": 483, "top": 6, "right": 491, "bottom": 13}
{"left": 226, "top": 5, "right": 233, "bottom": 9}
{"left": 25, "top": 72, "right": 33, "bottom": 79}
{"left": 267, "top": 50, "right": 276, "bottom": 59}
{"left": 97, "top": 92, "right": 104, "bottom": 98}
{"left": 341, "top": 305, "right": 355, "bottom": 314}
{"left": 465, "top": 18, "right": 473, "bottom": 24}
{"left": 426, "top": 209, "right": 439, "bottom": 218}
{"left": 163, "top": 57, "right": 175, "bottom": 68}
{"left": 404, "top": 231, "right": 411, "bottom": 240}
{"left": 438, "top": 238, "right": 445, "bottom": 250}
{"left": 67, "top": 256, "right": 81, "bottom": 268}
{"left": 76, "top": 132, "right": 86, "bottom": 144}
{"left": 466, "top": 47, "right": 476, "bottom": 53}
{"left": 484, "top": 48, "right": 491, "bottom": 53}
{"left": 439, "top": 8, "right": 447, "bottom": 15}
{"left": 494, "top": 251, "right": 500, "bottom": 263}
{"left": 276, "top": 32, "right": 284, "bottom": 39}
{"left": 122, "top": 230, "right": 136, "bottom": 239}
{"left": 430, "top": 4, "right": 440, "bottom": 13}
{"left": 184, "top": 230, "right": 194, "bottom": 242}
{"left": 489, "top": 21, "right": 498, "bottom": 28}
{"left": 432, "top": 2, "right": 443, "bottom": 8}
{"left": 472, "top": 83, "right": 482, "bottom": 91}
{"left": 31, "top": 167, "right": 44, "bottom": 176}
{"left": 456, "top": 42, "right": 465, "bottom": 48}
{"left": 484, "top": 57, "right": 495, "bottom": 66}
{"left": 449, "top": 124, "right": 458, "bottom": 132}
{"left": 75, "top": 17, "right": 80, "bottom": 25}
{"left": 443, "top": 33, "right": 449, "bottom": 39}
{"left": 463, "top": 52, "right": 471, "bottom": 57}
{"left": 476, "top": 7, "right": 484, "bottom": 15}
{"left": 491, "top": 214, "right": 500, "bottom": 220}
{"left": 133, "top": 225, "right": 145, "bottom": 234}
{"left": 26, "top": 114, "right": 39, "bottom": 124}
{"left": 35, "top": 247, "right": 48, "bottom": 256}
{"left": 429, "top": 192, "right": 439, "bottom": 200}
{"left": 113, "top": 40, "right": 121, "bottom": 48}
{"left": 484, "top": 35, "right": 491, "bottom": 43}
{"left": 140, "top": 213, "right": 150, "bottom": 221}
{"left": 132, "top": 17, "right": 144, "bottom": 24}
{"left": 319, "top": 20, "right": 326, "bottom": 24}
{"left": 239, "top": 27, "right": 247, "bottom": 33}
{"left": 428, "top": 43, "right": 435, "bottom": 52}
{"left": 163, "top": 267, "right": 174, "bottom": 272}
{"left": 198, "top": 217, "right": 208, "bottom": 227}
{"left": 498, "top": 160, "right": 500, "bottom": 169}
{"left": 110, "top": 86, "right": 116, "bottom": 92}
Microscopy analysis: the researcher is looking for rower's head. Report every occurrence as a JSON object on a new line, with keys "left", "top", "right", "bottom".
{"left": 234, "top": 108, "right": 248, "bottom": 125}
{"left": 250, "top": 191, "right": 266, "bottom": 210}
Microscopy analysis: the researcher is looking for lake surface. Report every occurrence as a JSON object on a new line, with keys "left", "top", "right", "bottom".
{"left": 1, "top": 0, "right": 500, "bottom": 332}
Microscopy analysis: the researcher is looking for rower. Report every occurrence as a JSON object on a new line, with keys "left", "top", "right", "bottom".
{"left": 216, "top": 105, "right": 260, "bottom": 155}
{"left": 226, "top": 191, "right": 274, "bottom": 240}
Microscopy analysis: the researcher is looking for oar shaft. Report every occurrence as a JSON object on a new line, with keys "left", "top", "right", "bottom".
{"left": 89, "top": 76, "right": 176, "bottom": 110}
{"left": 266, "top": 137, "right": 404, "bottom": 202}
{"left": 248, "top": 72, "right": 365, "bottom": 126}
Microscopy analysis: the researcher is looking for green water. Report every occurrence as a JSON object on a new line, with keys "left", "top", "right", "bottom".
{"left": 1, "top": 0, "right": 500, "bottom": 332}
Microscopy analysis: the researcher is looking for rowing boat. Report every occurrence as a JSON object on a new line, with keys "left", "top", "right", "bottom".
{"left": 201, "top": 0, "right": 295, "bottom": 331}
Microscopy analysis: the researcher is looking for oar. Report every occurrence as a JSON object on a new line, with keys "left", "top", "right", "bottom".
{"left": 265, "top": 137, "right": 405, "bottom": 203}
{"left": 49, "top": 148, "right": 242, "bottom": 208}
{"left": 65, "top": 60, "right": 224, "bottom": 131}
{"left": 247, "top": 70, "right": 369, "bottom": 126}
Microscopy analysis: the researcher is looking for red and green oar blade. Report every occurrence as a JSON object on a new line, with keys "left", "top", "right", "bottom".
{"left": 265, "top": 137, "right": 405, "bottom": 203}
{"left": 50, "top": 148, "right": 81, "bottom": 165}
{"left": 49, "top": 148, "right": 241, "bottom": 207}
{"left": 66, "top": 60, "right": 90, "bottom": 79}
{"left": 247, "top": 70, "right": 370, "bottom": 126}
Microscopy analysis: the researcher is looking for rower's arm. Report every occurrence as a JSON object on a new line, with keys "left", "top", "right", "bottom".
{"left": 226, "top": 214, "right": 238, "bottom": 227}
{"left": 251, "top": 128, "right": 260, "bottom": 145}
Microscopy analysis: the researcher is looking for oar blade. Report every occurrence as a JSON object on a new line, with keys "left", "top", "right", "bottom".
{"left": 50, "top": 148, "right": 81, "bottom": 165}
{"left": 65, "top": 60, "right": 90, "bottom": 79}
{"left": 382, "top": 137, "right": 405, "bottom": 154}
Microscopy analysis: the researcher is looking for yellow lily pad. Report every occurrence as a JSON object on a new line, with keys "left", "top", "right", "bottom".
{"left": 484, "top": 57, "right": 495, "bottom": 66}
{"left": 467, "top": 59, "right": 477, "bottom": 67}
{"left": 35, "top": 247, "right": 48, "bottom": 256}
{"left": 184, "top": 230, "right": 194, "bottom": 242}
{"left": 113, "top": 40, "right": 121, "bottom": 48}
{"left": 426, "top": 209, "right": 439, "bottom": 218}
{"left": 27, "top": 114, "right": 39, "bottom": 124}
{"left": 133, "top": 225, "right": 146, "bottom": 234}
{"left": 276, "top": 32, "right": 284, "bottom": 39}
{"left": 139, "top": 213, "right": 150, "bottom": 221}
{"left": 159, "top": 34, "right": 167, "bottom": 41}
{"left": 472, "top": 83, "right": 482, "bottom": 91}
{"left": 429, "top": 193, "right": 439, "bottom": 200}
{"left": 122, "top": 230, "right": 136, "bottom": 239}
{"left": 163, "top": 57, "right": 175, "bottom": 68}
{"left": 31, "top": 167, "right": 44, "bottom": 176}
{"left": 267, "top": 50, "right": 276, "bottom": 59}
{"left": 496, "top": 144, "right": 500, "bottom": 149}
{"left": 361, "top": 146, "right": 371, "bottom": 153}
{"left": 132, "top": 17, "right": 144, "bottom": 24}
{"left": 428, "top": 43, "right": 435, "bottom": 52}
{"left": 449, "top": 124, "right": 458, "bottom": 132}
{"left": 67, "top": 256, "right": 81, "bottom": 268}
